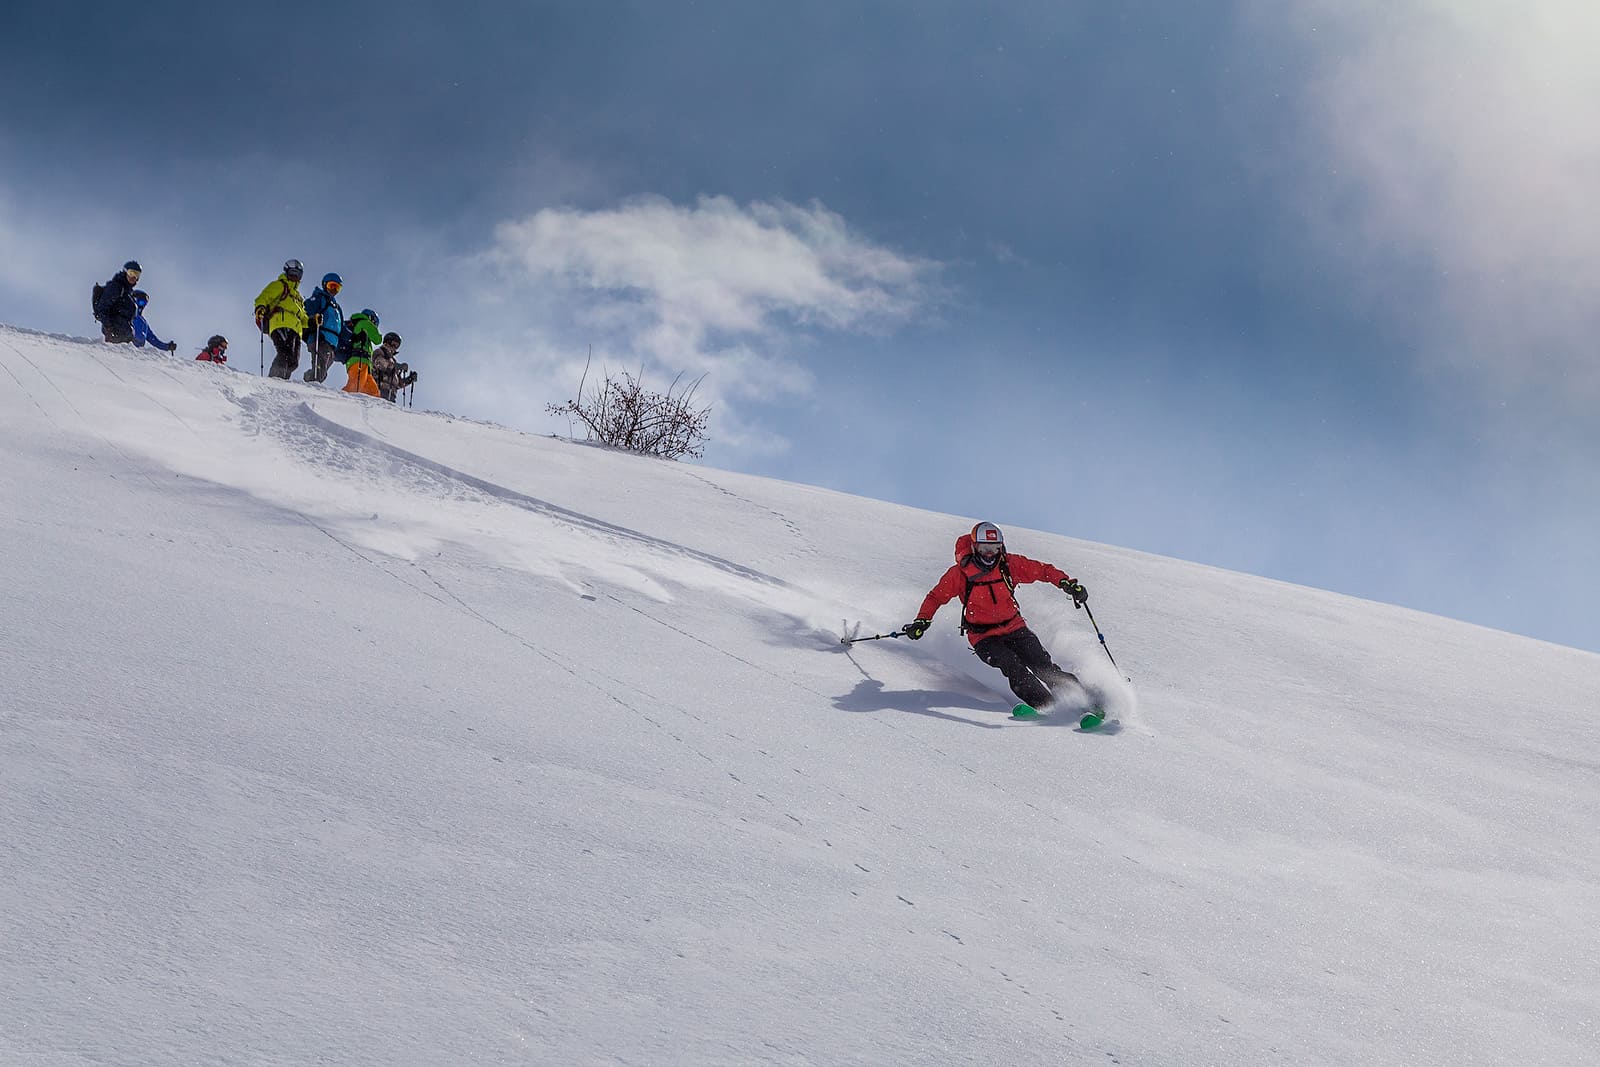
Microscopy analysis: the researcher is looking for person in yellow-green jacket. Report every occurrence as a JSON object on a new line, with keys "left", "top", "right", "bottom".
{"left": 253, "top": 259, "right": 309, "bottom": 379}
{"left": 340, "top": 308, "right": 384, "bottom": 396}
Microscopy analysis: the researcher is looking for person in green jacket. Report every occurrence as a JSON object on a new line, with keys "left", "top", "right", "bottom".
{"left": 340, "top": 308, "right": 384, "bottom": 396}
{"left": 254, "top": 259, "right": 309, "bottom": 379}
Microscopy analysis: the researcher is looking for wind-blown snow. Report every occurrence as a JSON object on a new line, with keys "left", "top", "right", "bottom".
{"left": 2, "top": 324, "right": 1596, "bottom": 1065}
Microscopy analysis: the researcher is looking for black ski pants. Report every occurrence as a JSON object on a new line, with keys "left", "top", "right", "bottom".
{"left": 267, "top": 328, "right": 302, "bottom": 380}
{"left": 302, "top": 336, "right": 339, "bottom": 383}
{"left": 973, "top": 626, "right": 1081, "bottom": 709}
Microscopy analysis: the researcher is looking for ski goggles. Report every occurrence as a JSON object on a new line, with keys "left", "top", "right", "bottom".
{"left": 125, "top": 270, "right": 141, "bottom": 281}
{"left": 324, "top": 281, "right": 342, "bottom": 294}
{"left": 974, "top": 542, "right": 1003, "bottom": 562}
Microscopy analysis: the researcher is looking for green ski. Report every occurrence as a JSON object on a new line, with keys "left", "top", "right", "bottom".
{"left": 1011, "top": 702, "right": 1109, "bottom": 729}
{"left": 1011, "top": 702, "right": 1108, "bottom": 728}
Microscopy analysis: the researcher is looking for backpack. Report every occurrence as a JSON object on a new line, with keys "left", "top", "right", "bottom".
{"left": 91, "top": 283, "right": 105, "bottom": 321}
{"left": 334, "top": 318, "right": 355, "bottom": 363}
{"left": 952, "top": 532, "right": 1017, "bottom": 635}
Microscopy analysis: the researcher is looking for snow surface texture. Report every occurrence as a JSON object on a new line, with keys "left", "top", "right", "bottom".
{"left": 2, "top": 324, "right": 1597, "bottom": 1066}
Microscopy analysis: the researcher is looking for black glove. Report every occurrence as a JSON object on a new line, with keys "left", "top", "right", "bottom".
{"left": 254, "top": 309, "right": 268, "bottom": 334}
{"left": 1059, "top": 578, "right": 1088, "bottom": 609}
{"left": 166, "top": 341, "right": 178, "bottom": 352}
{"left": 904, "top": 618, "right": 931, "bottom": 640}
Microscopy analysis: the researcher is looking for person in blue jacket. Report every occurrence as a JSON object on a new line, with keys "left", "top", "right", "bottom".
{"left": 131, "top": 291, "right": 178, "bottom": 352}
{"left": 301, "top": 271, "right": 345, "bottom": 383}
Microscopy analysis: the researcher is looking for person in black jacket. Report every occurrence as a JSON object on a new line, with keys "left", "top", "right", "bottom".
{"left": 94, "top": 261, "right": 142, "bottom": 343}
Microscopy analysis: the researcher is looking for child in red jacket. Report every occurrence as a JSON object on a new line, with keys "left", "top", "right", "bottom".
{"left": 195, "top": 335, "right": 229, "bottom": 364}
{"left": 906, "top": 521, "right": 1089, "bottom": 712}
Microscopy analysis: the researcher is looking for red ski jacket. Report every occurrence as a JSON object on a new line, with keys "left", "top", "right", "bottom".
{"left": 917, "top": 534, "right": 1071, "bottom": 645}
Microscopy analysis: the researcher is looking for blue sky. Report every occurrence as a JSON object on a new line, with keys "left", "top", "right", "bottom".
{"left": 4, "top": 1, "right": 1597, "bottom": 652}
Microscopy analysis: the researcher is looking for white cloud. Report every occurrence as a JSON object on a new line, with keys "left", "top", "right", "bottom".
{"left": 466, "top": 195, "right": 934, "bottom": 453}
{"left": 494, "top": 195, "right": 926, "bottom": 334}
{"left": 1257, "top": 1, "right": 1600, "bottom": 407}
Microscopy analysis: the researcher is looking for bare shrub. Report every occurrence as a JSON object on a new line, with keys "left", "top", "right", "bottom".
{"left": 547, "top": 354, "right": 711, "bottom": 460}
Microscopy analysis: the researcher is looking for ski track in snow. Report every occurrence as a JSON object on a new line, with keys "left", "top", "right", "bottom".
{"left": 13, "top": 331, "right": 796, "bottom": 610}
{"left": 297, "top": 396, "right": 788, "bottom": 587}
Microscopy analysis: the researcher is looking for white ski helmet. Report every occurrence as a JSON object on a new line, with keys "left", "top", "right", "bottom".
{"left": 971, "top": 521, "right": 1005, "bottom": 561}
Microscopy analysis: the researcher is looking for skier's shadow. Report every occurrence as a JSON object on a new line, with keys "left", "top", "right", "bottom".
{"left": 831, "top": 678, "right": 1007, "bottom": 729}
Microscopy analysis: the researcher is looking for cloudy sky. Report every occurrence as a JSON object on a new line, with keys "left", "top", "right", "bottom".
{"left": 4, "top": 1, "right": 1597, "bottom": 652}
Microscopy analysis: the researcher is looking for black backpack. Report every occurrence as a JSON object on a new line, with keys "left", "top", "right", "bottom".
{"left": 334, "top": 318, "right": 355, "bottom": 363}
{"left": 957, "top": 553, "right": 1017, "bottom": 636}
{"left": 91, "top": 283, "right": 105, "bottom": 322}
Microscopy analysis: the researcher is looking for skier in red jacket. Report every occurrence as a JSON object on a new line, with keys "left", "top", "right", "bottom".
{"left": 905, "top": 521, "right": 1090, "bottom": 712}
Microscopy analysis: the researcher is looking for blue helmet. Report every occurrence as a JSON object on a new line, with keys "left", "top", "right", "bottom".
{"left": 359, "top": 308, "right": 379, "bottom": 326}
{"left": 321, "top": 272, "right": 343, "bottom": 287}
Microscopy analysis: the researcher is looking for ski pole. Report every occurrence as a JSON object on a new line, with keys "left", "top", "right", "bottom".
{"left": 259, "top": 330, "right": 265, "bottom": 376}
{"left": 841, "top": 629, "right": 907, "bottom": 645}
{"left": 312, "top": 314, "right": 323, "bottom": 381}
{"left": 1080, "top": 602, "right": 1126, "bottom": 678}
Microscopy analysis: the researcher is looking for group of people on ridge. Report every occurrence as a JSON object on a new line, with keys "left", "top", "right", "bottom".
{"left": 91, "top": 259, "right": 418, "bottom": 403}
{"left": 253, "top": 258, "right": 415, "bottom": 400}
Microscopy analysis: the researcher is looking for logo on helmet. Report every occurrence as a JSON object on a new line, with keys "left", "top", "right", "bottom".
{"left": 971, "top": 522, "right": 1005, "bottom": 562}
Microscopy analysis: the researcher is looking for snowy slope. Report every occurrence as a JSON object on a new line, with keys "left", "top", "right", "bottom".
{"left": 2, "top": 324, "right": 1597, "bottom": 1066}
